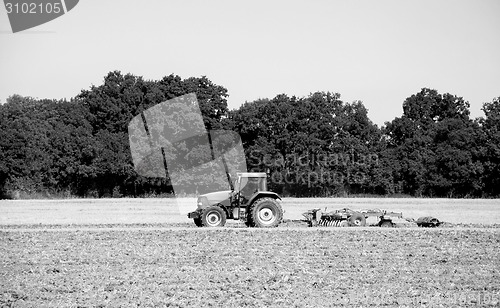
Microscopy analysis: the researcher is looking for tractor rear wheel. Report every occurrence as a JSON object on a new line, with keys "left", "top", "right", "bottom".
{"left": 348, "top": 213, "right": 366, "bottom": 227}
{"left": 248, "top": 198, "right": 283, "bottom": 228}
{"left": 201, "top": 206, "right": 226, "bottom": 227}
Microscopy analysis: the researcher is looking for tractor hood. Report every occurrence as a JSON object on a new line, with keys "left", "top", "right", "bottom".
{"left": 197, "top": 190, "right": 232, "bottom": 208}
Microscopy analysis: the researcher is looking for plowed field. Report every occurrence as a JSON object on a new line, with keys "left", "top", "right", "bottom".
{"left": 1, "top": 198, "right": 499, "bottom": 307}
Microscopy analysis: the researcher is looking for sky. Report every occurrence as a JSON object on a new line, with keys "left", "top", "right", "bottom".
{"left": 0, "top": 0, "right": 499, "bottom": 126}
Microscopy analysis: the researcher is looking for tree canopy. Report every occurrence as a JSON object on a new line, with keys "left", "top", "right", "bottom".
{"left": 0, "top": 73, "right": 498, "bottom": 199}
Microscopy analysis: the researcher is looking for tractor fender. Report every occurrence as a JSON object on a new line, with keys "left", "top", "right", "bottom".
{"left": 247, "top": 192, "right": 281, "bottom": 207}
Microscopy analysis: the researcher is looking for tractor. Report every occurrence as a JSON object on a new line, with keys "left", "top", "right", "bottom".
{"left": 188, "top": 172, "right": 283, "bottom": 227}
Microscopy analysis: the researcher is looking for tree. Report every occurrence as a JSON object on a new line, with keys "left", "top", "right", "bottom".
{"left": 0, "top": 72, "right": 231, "bottom": 198}
{"left": 230, "top": 92, "right": 382, "bottom": 196}
{"left": 0, "top": 95, "right": 96, "bottom": 196}
{"left": 384, "top": 88, "right": 483, "bottom": 197}
{"left": 479, "top": 97, "right": 500, "bottom": 196}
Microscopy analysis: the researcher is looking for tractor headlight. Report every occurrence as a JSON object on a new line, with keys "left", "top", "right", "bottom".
{"left": 197, "top": 197, "right": 208, "bottom": 208}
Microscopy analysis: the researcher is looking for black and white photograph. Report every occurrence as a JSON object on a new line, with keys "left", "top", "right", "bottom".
{"left": 1, "top": 0, "right": 499, "bottom": 307}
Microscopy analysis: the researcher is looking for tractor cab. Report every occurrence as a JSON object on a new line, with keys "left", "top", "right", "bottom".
{"left": 234, "top": 172, "right": 267, "bottom": 204}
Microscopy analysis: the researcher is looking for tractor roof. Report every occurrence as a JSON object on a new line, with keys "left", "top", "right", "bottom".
{"left": 237, "top": 172, "right": 267, "bottom": 178}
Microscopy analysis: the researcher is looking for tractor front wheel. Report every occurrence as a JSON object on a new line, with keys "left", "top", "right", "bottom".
{"left": 201, "top": 206, "right": 226, "bottom": 227}
{"left": 248, "top": 198, "right": 283, "bottom": 228}
{"left": 193, "top": 217, "right": 203, "bottom": 227}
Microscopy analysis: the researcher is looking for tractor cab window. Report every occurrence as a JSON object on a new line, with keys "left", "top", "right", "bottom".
{"left": 239, "top": 177, "right": 260, "bottom": 201}
{"left": 257, "top": 177, "right": 267, "bottom": 191}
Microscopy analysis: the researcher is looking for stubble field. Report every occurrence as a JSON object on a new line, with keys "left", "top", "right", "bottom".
{"left": 1, "top": 197, "right": 499, "bottom": 226}
{"left": 1, "top": 198, "right": 499, "bottom": 307}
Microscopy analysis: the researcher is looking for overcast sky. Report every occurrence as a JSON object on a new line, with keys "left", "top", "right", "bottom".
{"left": 1, "top": 0, "right": 499, "bottom": 126}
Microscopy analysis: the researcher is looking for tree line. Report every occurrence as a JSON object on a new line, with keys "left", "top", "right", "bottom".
{"left": 0, "top": 71, "right": 498, "bottom": 198}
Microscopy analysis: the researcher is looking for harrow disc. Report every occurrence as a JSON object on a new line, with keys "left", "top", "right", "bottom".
{"left": 317, "top": 218, "right": 347, "bottom": 227}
